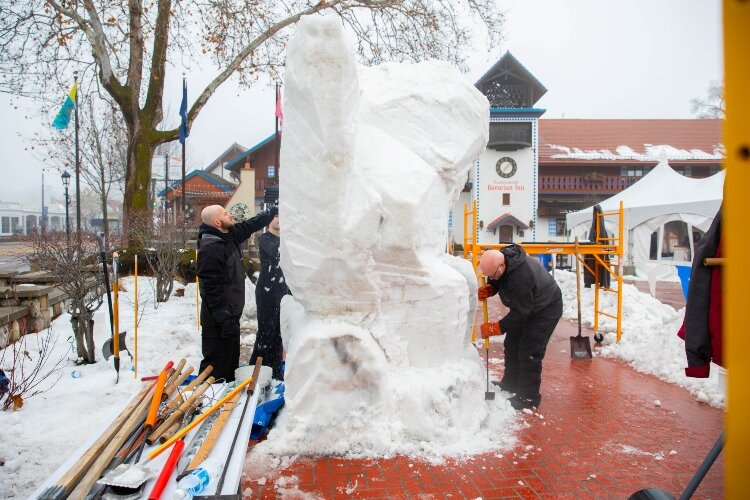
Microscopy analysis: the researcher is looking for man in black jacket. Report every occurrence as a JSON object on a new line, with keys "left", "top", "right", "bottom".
{"left": 478, "top": 245, "right": 562, "bottom": 410}
{"left": 197, "top": 204, "right": 277, "bottom": 382}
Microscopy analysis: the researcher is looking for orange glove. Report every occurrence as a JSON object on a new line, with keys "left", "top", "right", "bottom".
{"left": 478, "top": 284, "right": 496, "bottom": 301}
{"left": 480, "top": 322, "right": 501, "bottom": 338}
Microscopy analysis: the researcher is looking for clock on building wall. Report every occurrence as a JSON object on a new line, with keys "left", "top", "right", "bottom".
{"left": 229, "top": 202, "right": 250, "bottom": 222}
{"left": 496, "top": 157, "right": 517, "bottom": 178}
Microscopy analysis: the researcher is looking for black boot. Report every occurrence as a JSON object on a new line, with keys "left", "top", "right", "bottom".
{"left": 509, "top": 394, "right": 541, "bottom": 410}
{"left": 492, "top": 379, "right": 518, "bottom": 394}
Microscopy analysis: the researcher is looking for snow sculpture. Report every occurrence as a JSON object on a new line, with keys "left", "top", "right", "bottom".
{"left": 274, "top": 15, "right": 492, "bottom": 455}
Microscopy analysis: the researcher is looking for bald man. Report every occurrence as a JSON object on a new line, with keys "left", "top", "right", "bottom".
{"left": 197, "top": 203, "right": 277, "bottom": 382}
{"left": 478, "top": 245, "right": 562, "bottom": 410}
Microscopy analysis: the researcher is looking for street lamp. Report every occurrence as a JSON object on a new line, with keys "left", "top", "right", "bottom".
{"left": 61, "top": 170, "right": 71, "bottom": 239}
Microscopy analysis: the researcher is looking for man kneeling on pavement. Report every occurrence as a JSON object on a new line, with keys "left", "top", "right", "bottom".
{"left": 478, "top": 245, "right": 563, "bottom": 410}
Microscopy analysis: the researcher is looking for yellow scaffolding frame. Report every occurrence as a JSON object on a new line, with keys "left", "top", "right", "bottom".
{"left": 464, "top": 200, "right": 625, "bottom": 341}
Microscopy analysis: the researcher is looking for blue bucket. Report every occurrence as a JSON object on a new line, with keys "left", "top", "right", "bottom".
{"left": 676, "top": 265, "right": 692, "bottom": 300}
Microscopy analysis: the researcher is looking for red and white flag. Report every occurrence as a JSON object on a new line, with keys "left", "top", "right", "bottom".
{"left": 275, "top": 85, "right": 283, "bottom": 129}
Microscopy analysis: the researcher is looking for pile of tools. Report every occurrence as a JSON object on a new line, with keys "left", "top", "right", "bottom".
{"left": 38, "top": 358, "right": 263, "bottom": 500}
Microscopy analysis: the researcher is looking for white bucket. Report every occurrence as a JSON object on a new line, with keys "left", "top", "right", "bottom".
{"left": 235, "top": 365, "right": 273, "bottom": 386}
{"left": 717, "top": 366, "right": 727, "bottom": 400}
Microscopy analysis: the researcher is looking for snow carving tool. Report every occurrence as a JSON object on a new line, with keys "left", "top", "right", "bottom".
{"left": 570, "top": 237, "right": 593, "bottom": 359}
{"left": 175, "top": 384, "right": 236, "bottom": 479}
{"left": 97, "top": 362, "right": 172, "bottom": 492}
{"left": 99, "top": 372, "right": 256, "bottom": 490}
{"left": 36, "top": 385, "right": 154, "bottom": 500}
{"left": 211, "top": 358, "right": 263, "bottom": 495}
{"left": 480, "top": 277, "right": 495, "bottom": 401}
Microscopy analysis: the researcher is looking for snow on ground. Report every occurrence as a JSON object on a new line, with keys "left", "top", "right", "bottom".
{"left": 554, "top": 269, "right": 724, "bottom": 408}
{"left": 0, "top": 271, "right": 724, "bottom": 498}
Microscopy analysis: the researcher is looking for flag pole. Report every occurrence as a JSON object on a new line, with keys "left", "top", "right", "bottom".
{"left": 74, "top": 70, "right": 81, "bottom": 232}
{"left": 275, "top": 82, "right": 280, "bottom": 179}
{"left": 181, "top": 74, "right": 187, "bottom": 216}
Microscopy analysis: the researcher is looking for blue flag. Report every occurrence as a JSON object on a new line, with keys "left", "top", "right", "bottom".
{"left": 179, "top": 79, "right": 189, "bottom": 144}
{"left": 52, "top": 83, "right": 78, "bottom": 130}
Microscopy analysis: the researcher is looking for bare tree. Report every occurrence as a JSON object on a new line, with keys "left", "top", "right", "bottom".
{"left": 129, "top": 212, "right": 191, "bottom": 302}
{"left": 26, "top": 231, "right": 109, "bottom": 363}
{"left": 691, "top": 81, "right": 725, "bottom": 119}
{"left": 31, "top": 93, "right": 127, "bottom": 243}
{"left": 0, "top": 1, "right": 505, "bottom": 227}
{"left": 0, "top": 328, "right": 68, "bottom": 411}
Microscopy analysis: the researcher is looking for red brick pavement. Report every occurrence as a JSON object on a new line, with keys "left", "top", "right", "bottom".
{"left": 242, "top": 295, "right": 723, "bottom": 499}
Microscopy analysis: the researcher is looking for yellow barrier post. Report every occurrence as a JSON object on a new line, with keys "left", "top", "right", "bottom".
{"left": 724, "top": 0, "right": 749, "bottom": 496}
{"left": 134, "top": 255, "right": 138, "bottom": 379}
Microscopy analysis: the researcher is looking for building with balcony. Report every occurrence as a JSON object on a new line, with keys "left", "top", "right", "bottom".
{"left": 450, "top": 53, "right": 724, "bottom": 246}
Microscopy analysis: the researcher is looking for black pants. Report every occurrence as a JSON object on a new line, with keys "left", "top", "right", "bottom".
{"left": 500, "top": 291, "right": 563, "bottom": 402}
{"left": 199, "top": 306, "right": 240, "bottom": 383}
{"left": 251, "top": 290, "right": 284, "bottom": 380}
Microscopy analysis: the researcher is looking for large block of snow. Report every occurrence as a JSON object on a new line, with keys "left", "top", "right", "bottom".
{"left": 260, "top": 15, "right": 517, "bottom": 459}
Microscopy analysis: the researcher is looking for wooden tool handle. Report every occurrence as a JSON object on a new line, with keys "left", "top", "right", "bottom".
{"left": 148, "top": 374, "right": 256, "bottom": 461}
{"left": 48, "top": 385, "right": 152, "bottom": 495}
{"left": 163, "top": 365, "right": 195, "bottom": 398}
{"left": 148, "top": 377, "right": 214, "bottom": 445}
{"left": 185, "top": 391, "right": 242, "bottom": 470}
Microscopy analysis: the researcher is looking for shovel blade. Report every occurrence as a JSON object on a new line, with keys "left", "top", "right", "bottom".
{"left": 102, "top": 331, "right": 129, "bottom": 361}
{"left": 97, "top": 463, "right": 154, "bottom": 489}
{"left": 570, "top": 335, "right": 593, "bottom": 359}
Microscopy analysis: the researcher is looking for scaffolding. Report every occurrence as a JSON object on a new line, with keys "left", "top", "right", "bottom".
{"left": 464, "top": 200, "right": 625, "bottom": 342}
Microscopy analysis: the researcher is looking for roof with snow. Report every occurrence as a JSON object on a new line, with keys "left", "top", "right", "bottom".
{"left": 539, "top": 119, "right": 724, "bottom": 163}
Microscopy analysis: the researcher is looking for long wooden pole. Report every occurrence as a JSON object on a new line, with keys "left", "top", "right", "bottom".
{"left": 37, "top": 385, "right": 153, "bottom": 498}
{"left": 147, "top": 374, "right": 256, "bottom": 461}
{"left": 134, "top": 255, "right": 138, "bottom": 379}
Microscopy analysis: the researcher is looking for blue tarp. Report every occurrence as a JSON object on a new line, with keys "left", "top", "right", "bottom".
{"left": 251, "top": 382, "right": 285, "bottom": 440}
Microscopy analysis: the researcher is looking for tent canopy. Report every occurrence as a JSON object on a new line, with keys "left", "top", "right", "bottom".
{"left": 566, "top": 158, "right": 724, "bottom": 231}
{"left": 565, "top": 158, "right": 724, "bottom": 277}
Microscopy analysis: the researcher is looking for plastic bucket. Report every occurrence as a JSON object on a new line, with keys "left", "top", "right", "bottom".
{"left": 717, "top": 366, "right": 727, "bottom": 399}
{"left": 235, "top": 364, "right": 273, "bottom": 385}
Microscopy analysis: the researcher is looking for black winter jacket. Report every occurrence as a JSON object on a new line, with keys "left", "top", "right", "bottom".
{"left": 487, "top": 244, "right": 561, "bottom": 334}
{"left": 197, "top": 207, "right": 276, "bottom": 325}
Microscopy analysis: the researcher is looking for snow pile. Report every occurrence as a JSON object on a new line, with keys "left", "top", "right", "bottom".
{"left": 259, "top": 15, "right": 519, "bottom": 460}
{"left": 0, "top": 276, "right": 208, "bottom": 498}
{"left": 548, "top": 143, "right": 724, "bottom": 161}
{"left": 555, "top": 270, "right": 724, "bottom": 408}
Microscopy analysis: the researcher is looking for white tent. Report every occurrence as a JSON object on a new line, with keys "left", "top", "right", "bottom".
{"left": 566, "top": 157, "right": 724, "bottom": 278}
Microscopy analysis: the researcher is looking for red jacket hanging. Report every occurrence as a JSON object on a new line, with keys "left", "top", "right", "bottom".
{"left": 677, "top": 207, "right": 723, "bottom": 377}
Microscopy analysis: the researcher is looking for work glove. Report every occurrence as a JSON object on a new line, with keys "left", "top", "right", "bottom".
{"left": 269, "top": 204, "right": 278, "bottom": 218}
{"left": 220, "top": 320, "right": 241, "bottom": 339}
{"left": 478, "top": 284, "right": 496, "bottom": 301}
{"left": 480, "top": 322, "right": 501, "bottom": 338}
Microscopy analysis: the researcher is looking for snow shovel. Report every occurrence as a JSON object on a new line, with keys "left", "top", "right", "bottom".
{"left": 96, "top": 371, "right": 258, "bottom": 490}
{"left": 570, "top": 240, "right": 593, "bottom": 359}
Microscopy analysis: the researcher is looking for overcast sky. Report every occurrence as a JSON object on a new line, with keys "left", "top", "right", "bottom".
{"left": 0, "top": 0, "right": 722, "bottom": 206}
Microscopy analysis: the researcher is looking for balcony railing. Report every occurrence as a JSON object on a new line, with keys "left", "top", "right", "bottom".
{"left": 539, "top": 175, "right": 640, "bottom": 193}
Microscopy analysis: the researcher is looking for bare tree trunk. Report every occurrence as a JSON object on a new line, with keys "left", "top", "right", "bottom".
{"left": 70, "top": 303, "right": 95, "bottom": 363}
{"left": 123, "top": 125, "right": 156, "bottom": 238}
